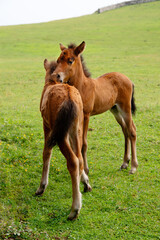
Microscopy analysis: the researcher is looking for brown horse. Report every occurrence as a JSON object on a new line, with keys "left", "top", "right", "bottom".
{"left": 52, "top": 41, "right": 138, "bottom": 174}
{"left": 36, "top": 59, "right": 91, "bottom": 220}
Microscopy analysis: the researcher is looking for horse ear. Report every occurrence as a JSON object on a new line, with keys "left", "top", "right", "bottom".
{"left": 44, "top": 59, "right": 50, "bottom": 71}
{"left": 74, "top": 41, "right": 85, "bottom": 56}
{"left": 60, "top": 43, "right": 66, "bottom": 51}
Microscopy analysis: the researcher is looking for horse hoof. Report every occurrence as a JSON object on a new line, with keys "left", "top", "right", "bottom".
{"left": 84, "top": 184, "right": 92, "bottom": 193}
{"left": 67, "top": 209, "right": 79, "bottom": 221}
{"left": 35, "top": 184, "right": 46, "bottom": 195}
{"left": 129, "top": 167, "right": 137, "bottom": 174}
{"left": 35, "top": 189, "right": 44, "bottom": 196}
{"left": 121, "top": 163, "right": 128, "bottom": 170}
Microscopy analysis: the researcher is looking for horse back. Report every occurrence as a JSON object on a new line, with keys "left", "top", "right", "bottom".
{"left": 102, "top": 72, "right": 133, "bottom": 104}
{"left": 91, "top": 72, "right": 133, "bottom": 115}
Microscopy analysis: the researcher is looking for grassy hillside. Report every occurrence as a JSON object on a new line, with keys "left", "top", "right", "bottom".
{"left": 0, "top": 1, "right": 160, "bottom": 239}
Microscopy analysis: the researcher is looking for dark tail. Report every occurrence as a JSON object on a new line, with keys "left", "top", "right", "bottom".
{"left": 47, "top": 99, "right": 77, "bottom": 148}
{"left": 131, "top": 84, "right": 136, "bottom": 115}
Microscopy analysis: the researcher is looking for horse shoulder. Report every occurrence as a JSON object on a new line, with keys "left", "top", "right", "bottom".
{"left": 81, "top": 78, "right": 95, "bottom": 114}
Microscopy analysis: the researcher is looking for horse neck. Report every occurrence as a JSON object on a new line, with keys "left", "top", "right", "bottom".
{"left": 72, "top": 59, "right": 88, "bottom": 91}
{"left": 71, "top": 61, "right": 96, "bottom": 115}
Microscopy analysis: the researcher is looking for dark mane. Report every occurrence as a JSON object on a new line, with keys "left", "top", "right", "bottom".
{"left": 68, "top": 43, "right": 77, "bottom": 49}
{"left": 68, "top": 43, "right": 91, "bottom": 78}
{"left": 49, "top": 61, "right": 58, "bottom": 73}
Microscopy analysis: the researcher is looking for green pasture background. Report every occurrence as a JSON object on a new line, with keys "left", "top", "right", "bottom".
{"left": 0, "top": 1, "right": 160, "bottom": 239}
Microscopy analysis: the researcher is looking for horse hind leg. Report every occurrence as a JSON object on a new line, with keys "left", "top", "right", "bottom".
{"left": 119, "top": 105, "right": 138, "bottom": 174}
{"left": 128, "top": 119, "right": 138, "bottom": 174}
{"left": 59, "top": 139, "right": 82, "bottom": 220}
{"left": 36, "top": 125, "right": 52, "bottom": 195}
{"left": 110, "top": 106, "right": 131, "bottom": 170}
{"left": 36, "top": 145, "right": 52, "bottom": 195}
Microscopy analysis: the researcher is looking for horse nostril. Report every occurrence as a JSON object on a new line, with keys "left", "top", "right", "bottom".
{"left": 57, "top": 74, "right": 60, "bottom": 79}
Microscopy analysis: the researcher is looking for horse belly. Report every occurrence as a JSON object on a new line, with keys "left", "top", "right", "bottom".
{"left": 91, "top": 103, "right": 113, "bottom": 116}
{"left": 91, "top": 85, "right": 117, "bottom": 115}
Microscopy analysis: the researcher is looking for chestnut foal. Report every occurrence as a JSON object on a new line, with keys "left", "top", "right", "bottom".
{"left": 52, "top": 42, "right": 138, "bottom": 174}
{"left": 36, "top": 59, "right": 91, "bottom": 220}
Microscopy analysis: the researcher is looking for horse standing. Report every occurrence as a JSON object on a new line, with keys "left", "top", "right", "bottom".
{"left": 52, "top": 42, "right": 138, "bottom": 174}
{"left": 36, "top": 59, "right": 91, "bottom": 220}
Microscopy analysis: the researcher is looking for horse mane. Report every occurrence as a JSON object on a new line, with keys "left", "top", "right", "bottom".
{"left": 49, "top": 61, "right": 58, "bottom": 73}
{"left": 68, "top": 43, "right": 91, "bottom": 78}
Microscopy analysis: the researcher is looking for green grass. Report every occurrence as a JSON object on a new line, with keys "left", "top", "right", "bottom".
{"left": 0, "top": 1, "right": 160, "bottom": 239}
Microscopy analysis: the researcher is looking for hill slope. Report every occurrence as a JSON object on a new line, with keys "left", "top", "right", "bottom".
{"left": 0, "top": 1, "right": 159, "bottom": 107}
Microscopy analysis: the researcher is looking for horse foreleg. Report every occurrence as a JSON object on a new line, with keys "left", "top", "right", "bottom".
{"left": 59, "top": 140, "right": 82, "bottom": 220}
{"left": 79, "top": 152, "right": 92, "bottom": 193}
{"left": 82, "top": 114, "right": 90, "bottom": 175}
{"left": 71, "top": 132, "right": 92, "bottom": 193}
{"left": 36, "top": 124, "right": 52, "bottom": 195}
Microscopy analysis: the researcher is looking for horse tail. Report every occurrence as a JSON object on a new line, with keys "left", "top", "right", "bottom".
{"left": 47, "top": 99, "right": 77, "bottom": 148}
{"left": 131, "top": 84, "right": 136, "bottom": 115}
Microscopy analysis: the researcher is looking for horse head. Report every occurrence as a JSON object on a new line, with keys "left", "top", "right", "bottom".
{"left": 44, "top": 59, "right": 58, "bottom": 84}
{"left": 51, "top": 41, "right": 85, "bottom": 85}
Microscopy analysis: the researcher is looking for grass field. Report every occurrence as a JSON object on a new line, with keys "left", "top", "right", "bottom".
{"left": 0, "top": 1, "right": 160, "bottom": 239}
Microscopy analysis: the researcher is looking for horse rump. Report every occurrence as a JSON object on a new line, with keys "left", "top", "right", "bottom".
{"left": 47, "top": 99, "right": 77, "bottom": 148}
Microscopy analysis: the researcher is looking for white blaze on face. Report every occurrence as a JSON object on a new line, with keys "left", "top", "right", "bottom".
{"left": 58, "top": 72, "right": 66, "bottom": 83}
